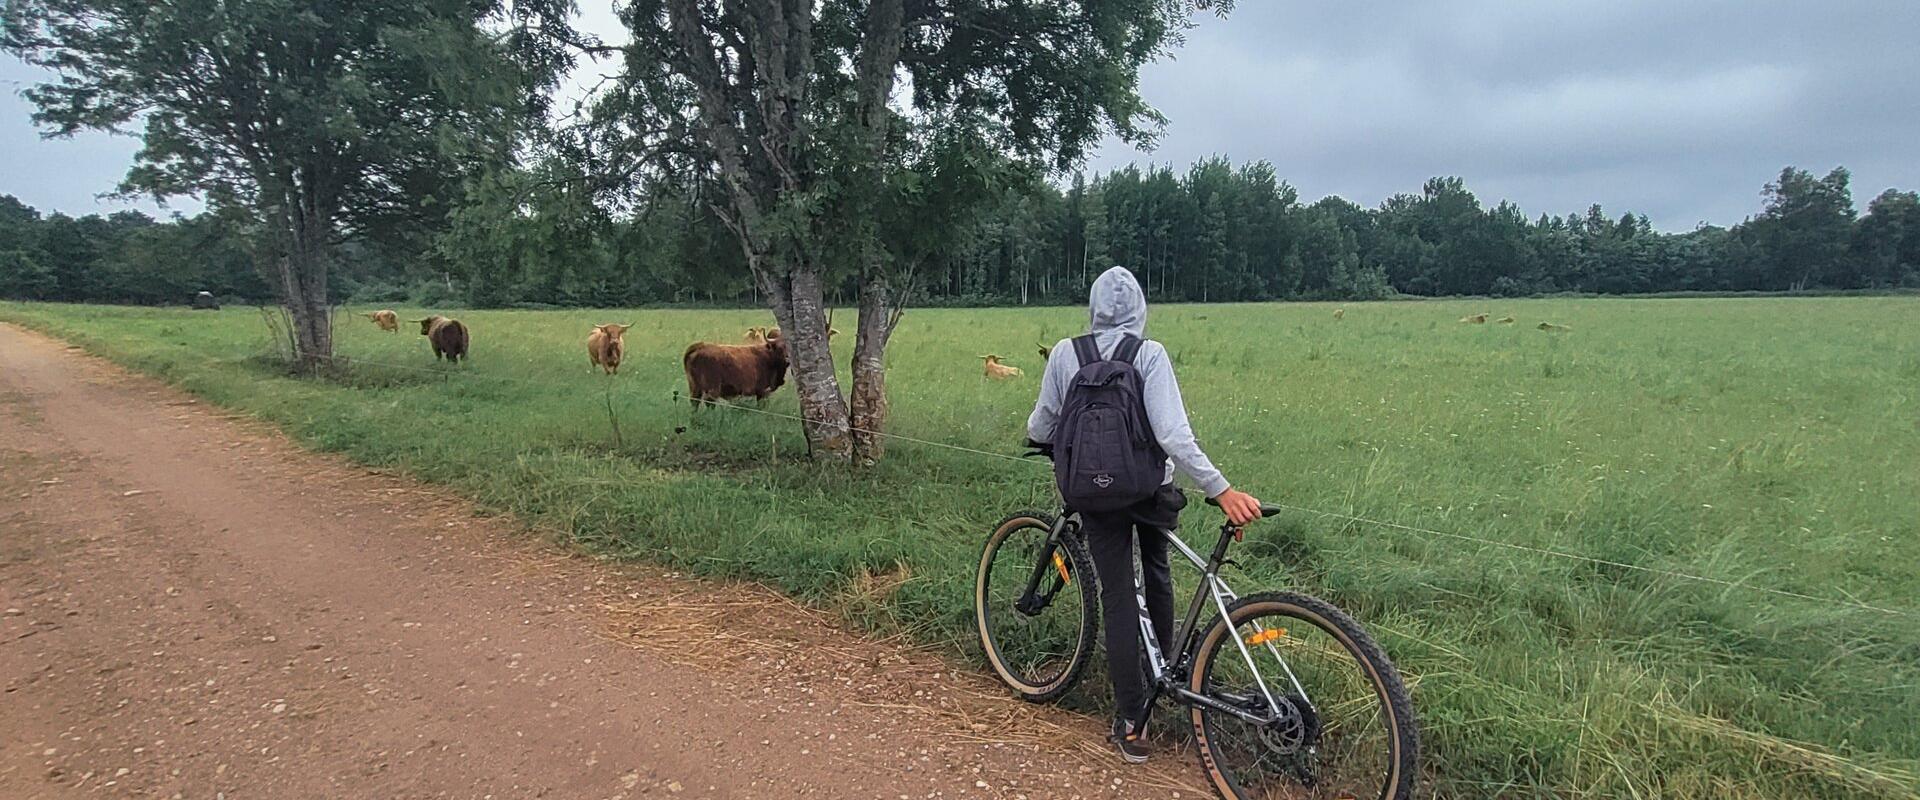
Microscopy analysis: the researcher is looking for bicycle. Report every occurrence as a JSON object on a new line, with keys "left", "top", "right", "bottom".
{"left": 975, "top": 458, "right": 1420, "bottom": 800}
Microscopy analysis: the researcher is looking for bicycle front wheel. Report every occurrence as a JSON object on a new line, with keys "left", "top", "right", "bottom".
{"left": 1189, "top": 592, "right": 1419, "bottom": 800}
{"left": 974, "top": 512, "right": 1099, "bottom": 702}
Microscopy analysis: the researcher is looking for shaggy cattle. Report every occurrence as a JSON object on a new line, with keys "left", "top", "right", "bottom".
{"left": 366, "top": 309, "right": 399, "bottom": 332}
{"left": 1538, "top": 322, "right": 1572, "bottom": 332}
{"left": 415, "top": 315, "right": 469, "bottom": 362}
{"left": 981, "top": 354, "right": 1022, "bottom": 380}
{"left": 683, "top": 337, "right": 791, "bottom": 407}
{"left": 587, "top": 323, "right": 633, "bottom": 375}
{"left": 1333, "top": 308, "right": 1345, "bottom": 320}
{"left": 1496, "top": 315, "right": 1515, "bottom": 324}
{"left": 1460, "top": 313, "right": 1489, "bottom": 324}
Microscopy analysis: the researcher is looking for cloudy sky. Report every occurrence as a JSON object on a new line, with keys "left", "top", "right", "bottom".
{"left": 5, "top": 1, "right": 1915, "bottom": 230}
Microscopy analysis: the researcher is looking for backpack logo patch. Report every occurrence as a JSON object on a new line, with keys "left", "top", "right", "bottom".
{"left": 1093, "top": 474, "right": 1115, "bottom": 489}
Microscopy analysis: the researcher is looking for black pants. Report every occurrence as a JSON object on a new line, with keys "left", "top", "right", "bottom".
{"left": 1081, "top": 484, "right": 1185, "bottom": 732}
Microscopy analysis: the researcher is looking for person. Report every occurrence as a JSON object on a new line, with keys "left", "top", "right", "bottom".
{"left": 1026, "top": 266, "right": 1262, "bottom": 763}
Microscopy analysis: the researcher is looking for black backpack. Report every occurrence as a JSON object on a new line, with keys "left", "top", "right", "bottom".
{"left": 1052, "top": 333, "right": 1165, "bottom": 512}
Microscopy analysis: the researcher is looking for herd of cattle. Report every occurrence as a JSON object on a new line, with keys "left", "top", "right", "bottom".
{"left": 351, "top": 304, "right": 1570, "bottom": 405}
{"left": 357, "top": 310, "right": 849, "bottom": 406}
{"left": 1451, "top": 310, "right": 1571, "bottom": 331}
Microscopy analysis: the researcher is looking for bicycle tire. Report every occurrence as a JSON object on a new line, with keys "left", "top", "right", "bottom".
{"left": 1189, "top": 591, "right": 1419, "bottom": 800}
{"left": 974, "top": 511, "right": 1100, "bottom": 702}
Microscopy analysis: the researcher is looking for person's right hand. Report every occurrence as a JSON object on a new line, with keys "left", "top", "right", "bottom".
{"left": 1213, "top": 487, "right": 1263, "bottom": 526}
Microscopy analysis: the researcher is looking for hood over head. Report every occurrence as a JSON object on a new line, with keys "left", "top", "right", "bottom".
{"left": 1089, "top": 266, "right": 1146, "bottom": 337}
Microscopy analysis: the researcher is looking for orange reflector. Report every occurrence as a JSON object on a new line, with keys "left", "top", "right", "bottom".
{"left": 1245, "top": 628, "right": 1285, "bottom": 646}
{"left": 1052, "top": 553, "right": 1071, "bottom": 583}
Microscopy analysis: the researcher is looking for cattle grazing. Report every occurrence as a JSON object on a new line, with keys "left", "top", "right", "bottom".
{"left": 1538, "top": 322, "right": 1572, "bottom": 332}
{"left": 981, "top": 354, "right": 1023, "bottom": 380}
{"left": 1333, "top": 308, "right": 1345, "bottom": 320}
{"left": 1460, "top": 313, "right": 1489, "bottom": 324}
{"left": 415, "top": 315, "right": 469, "bottom": 362}
{"left": 191, "top": 291, "right": 220, "bottom": 310}
{"left": 366, "top": 309, "right": 399, "bottom": 332}
{"left": 683, "top": 337, "right": 791, "bottom": 407}
{"left": 587, "top": 323, "right": 634, "bottom": 375}
{"left": 1496, "top": 315, "right": 1515, "bottom": 324}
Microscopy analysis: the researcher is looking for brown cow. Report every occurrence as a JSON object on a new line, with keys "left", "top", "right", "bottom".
{"left": 1496, "top": 315, "right": 1515, "bottom": 324}
{"left": 415, "top": 315, "right": 469, "bottom": 362}
{"left": 365, "top": 309, "right": 399, "bottom": 333}
{"left": 1333, "top": 308, "right": 1345, "bottom": 320}
{"left": 587, "top": 323, "right": 633, "bottom": 375}
{"left": 1459, "top": 313, "right": 1489, "bottom": 324}
{"left": 1537, "top": 322, "right": 1571, "bottom": 332}
{"left": 981, "top": 355, "right": 1023, "bottom": 380}
{"left": 683, "top": 337, "right": 791, "bottom": 407}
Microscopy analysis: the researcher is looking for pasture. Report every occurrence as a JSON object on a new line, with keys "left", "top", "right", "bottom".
{"left": 2, "top": 297, "right": 1916, "bottom": 798}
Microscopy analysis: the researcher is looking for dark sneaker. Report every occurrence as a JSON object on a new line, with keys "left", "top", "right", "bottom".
{"left": 1112, "top": 720, "right": 1149, "bottom": 764}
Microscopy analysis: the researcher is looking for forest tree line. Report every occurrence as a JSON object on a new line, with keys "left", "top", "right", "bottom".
{"left": 5, "top": 161, "right": 1916, "bottom": 308}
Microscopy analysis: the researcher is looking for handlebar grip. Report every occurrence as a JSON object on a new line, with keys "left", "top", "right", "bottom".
{"left": 1203, "top": 495, "right": 1283, "bottom": 519}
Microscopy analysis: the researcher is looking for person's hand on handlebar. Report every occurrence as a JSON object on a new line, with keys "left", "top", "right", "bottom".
{"left": 1212, "top": 487, "right": 1264, "bottom": 526}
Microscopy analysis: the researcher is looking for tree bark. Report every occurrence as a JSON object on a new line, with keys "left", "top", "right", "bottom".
{"left": 760, "top": 263, "right": 852, "bottom": 460}
{"left": 849, "top": 269, "right": 901, "bottom": 462}
{"left": 269, "top": 192, "right": 334, "bottom": 370}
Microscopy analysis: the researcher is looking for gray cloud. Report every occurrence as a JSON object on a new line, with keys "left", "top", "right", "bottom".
{"left": 1091, "top": 1, "right": 1920, "bottom": 230}
{"left": 8, "top": 1, "right": 1917, "bottom": 229}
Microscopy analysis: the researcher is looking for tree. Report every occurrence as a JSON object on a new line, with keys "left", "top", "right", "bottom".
{"left": 597, "top": 0, "right": 1221, "bottom": 461}
{"left": 1744, "top": 166, "right": 1856, "bottom": 290}
{"left": 1853, "top": 189, "right": 1920, "bottom": 288}
{"left": 3, "top": 0, "right": 577, "bottom": 366}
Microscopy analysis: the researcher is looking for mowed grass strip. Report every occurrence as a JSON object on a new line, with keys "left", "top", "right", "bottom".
{"left": 4, "top": 297, "right": 1916, "bottom": 798}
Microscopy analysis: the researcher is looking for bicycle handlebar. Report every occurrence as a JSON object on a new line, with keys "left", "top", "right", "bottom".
{"left": 1204, "top": 495, "right": 1284, "bottom": 520}
{"left": 1021, "top": 443, "right": 1278, "bottom": 521}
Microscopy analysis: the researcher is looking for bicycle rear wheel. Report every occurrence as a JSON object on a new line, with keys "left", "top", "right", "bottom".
{"left": 1189, "top": 592, "right": 1418, "bottom": 800}
{"left": 974, "top": 512, "right": 1099, "bottom": 702}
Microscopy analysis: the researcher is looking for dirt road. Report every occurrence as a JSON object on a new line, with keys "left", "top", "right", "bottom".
{"left": 0, "top": 323, "right": 1205, "bottom": 799}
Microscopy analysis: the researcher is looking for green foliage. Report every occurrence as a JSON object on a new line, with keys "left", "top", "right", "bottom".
{"left": 8, "top": 159, "right": 1919, "bottom": 308}
{"left": 3, "top": 296, "right": 1915, "bottom": 798}
{"left": 2, "top": 0, "right": 580, "bottom": 357}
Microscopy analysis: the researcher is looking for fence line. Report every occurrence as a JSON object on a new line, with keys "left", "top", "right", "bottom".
{"left": 259, "top": 349, "right": 1913, "bottom": 619}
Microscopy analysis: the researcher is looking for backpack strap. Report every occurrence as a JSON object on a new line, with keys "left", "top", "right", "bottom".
{"left": 1111, "top": 334, "right": 1145, "bottom": 365}
{"left": 1070, "top": 334, "right": 1101, "bottom": 368}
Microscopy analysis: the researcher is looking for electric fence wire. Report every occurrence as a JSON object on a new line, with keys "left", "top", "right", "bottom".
{"left": 270, "top": 350, "right": 1915, "bottom": 619}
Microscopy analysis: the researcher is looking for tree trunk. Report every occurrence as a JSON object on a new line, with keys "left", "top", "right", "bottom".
{"left": 761, "top": 264, "right": 852, "bottom": 461}
{"left": 849, "top": 270, "right": 900, "bottom": 463}
{"left": 271, "top": 202, "right": 334, "bottom": 370}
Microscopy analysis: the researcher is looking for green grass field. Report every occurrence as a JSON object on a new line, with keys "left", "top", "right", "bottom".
{"left": 3, "top": 297, "right": 1916, "bottom": 798}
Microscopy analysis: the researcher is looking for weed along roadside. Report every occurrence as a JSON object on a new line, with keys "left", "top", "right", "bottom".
{"left": 2, "top": 297, "right": 1917, "bottom": 799}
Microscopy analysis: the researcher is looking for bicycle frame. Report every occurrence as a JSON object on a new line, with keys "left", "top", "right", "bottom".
{"left": 1013, "top": 510, "right": 1316, "bottom": 736}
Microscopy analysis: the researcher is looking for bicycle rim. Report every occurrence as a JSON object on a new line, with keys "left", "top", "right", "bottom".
{"left": 975, "top": 514, "right": 1095, "bottom": 700}
{"left": 1191, "top": 595, "right": 1413, "bottom": 800}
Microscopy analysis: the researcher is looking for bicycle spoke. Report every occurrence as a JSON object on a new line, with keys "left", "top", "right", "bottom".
{"left": 978, "top": 518, "right": 1094, "bottom": 699}
{"left": 1200, "top": 607, "right": 1399, "bottom": 800}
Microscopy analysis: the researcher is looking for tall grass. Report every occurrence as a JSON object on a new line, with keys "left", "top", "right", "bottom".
{"left": 4, "top": 297, "right": 1916, "bottom": 798}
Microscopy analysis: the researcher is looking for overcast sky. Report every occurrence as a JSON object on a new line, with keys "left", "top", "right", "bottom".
{"left": 5, "top": 1, "right": 1916, "bottom": 230}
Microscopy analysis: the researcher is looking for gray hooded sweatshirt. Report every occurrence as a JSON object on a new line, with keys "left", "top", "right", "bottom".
{"left": 1027, "top": 266, "right": 1231, "bottom": 498}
